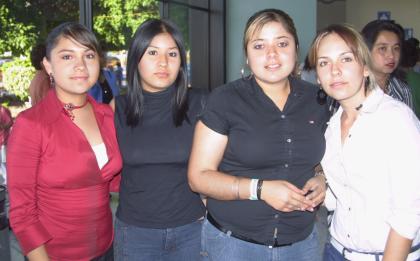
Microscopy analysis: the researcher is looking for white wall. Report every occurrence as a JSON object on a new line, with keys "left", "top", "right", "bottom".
{"left": 226, "top": 0, "right": 317, "bottom": 81}
{"left": 346, "top": 0, "right": 420, "bottom": 38}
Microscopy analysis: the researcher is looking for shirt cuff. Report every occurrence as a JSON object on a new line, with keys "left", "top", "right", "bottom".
{"left": 14, "top": 221, "right": 52, "bottom": 255}
{"left": 387, "top": 213, "right": 420, "bottom": 240}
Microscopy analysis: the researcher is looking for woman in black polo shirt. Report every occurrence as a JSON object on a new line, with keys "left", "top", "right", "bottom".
{"left": 188, "top": 9, "right": 328, "bottom": 260}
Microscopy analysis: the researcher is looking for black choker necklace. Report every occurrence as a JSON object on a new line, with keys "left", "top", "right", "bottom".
{"left": 63, "top": 99, "right": 89, "bottom": 121}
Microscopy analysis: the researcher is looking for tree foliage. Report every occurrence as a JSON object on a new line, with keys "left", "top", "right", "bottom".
{"left": 93, "top": 0, "right": 159, "bottom": 50}
{"left": 0, "top": 4, "right": 37, "bottom": 56}
{"left": 1, "top": 58, "right": 34, "bottom": 101}
{"left": 0, "top": 0, "right": 159, "bottom": 56}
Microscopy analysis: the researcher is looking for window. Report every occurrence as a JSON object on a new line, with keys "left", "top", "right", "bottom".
{"left": 160, "top": 0, "right": 225, "bottom": 90}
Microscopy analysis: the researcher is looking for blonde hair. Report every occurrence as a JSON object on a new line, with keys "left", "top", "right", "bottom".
{"left": 308, "top": 24, "right": 376, "bottom": 90}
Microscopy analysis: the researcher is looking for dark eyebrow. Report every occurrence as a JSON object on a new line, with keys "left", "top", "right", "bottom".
{"left": 148, "top": 45, "right": 179, "bottom": 50}
{"left": 56, "top": 48, "right": 93, "bottom": 54}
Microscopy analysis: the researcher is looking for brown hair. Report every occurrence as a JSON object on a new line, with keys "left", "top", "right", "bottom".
{"left": 308, "top": 24, "right": 376, "bottom": 90}
{"left": 243, "top": 9, "right": 299, "bottom": 56}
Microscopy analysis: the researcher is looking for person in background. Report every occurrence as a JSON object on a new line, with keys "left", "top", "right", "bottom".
{"left": 188, "top": 9, "right": 329, "bottom": 261}
{"left": 112, "top": 18, "right": 206, "bottom": 261}
{"left": 88, "top": 63, "right": 119, "bottom": 104}
{"left": 309, "top": 23, "right": 420, "bottom": 261}
{"left": 401, "top": 38, "right": 420, "bottom": 118}
{"left": 28, "top": 43, "right": 51, "bottom": 106}
{"left": 0, "top": 105, "right": 12, "bottom": 185}
{"left": 7, "top": 22, "right": 122, "bottom": 261}
{"left": 411, "top": 38, "right": 420, "bottom": 74}
{"left": 361, "top": 19, "right": 414, "bottom": 109}
{"left": 300, "top": 55, "right": 318, "bottom": 85}
{"left": 114, "top": 61, "right": 123, "bottom": 88}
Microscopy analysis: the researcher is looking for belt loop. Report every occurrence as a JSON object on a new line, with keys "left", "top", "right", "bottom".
{"left": 341, "top": 247, "right": 348, "bottom": 257}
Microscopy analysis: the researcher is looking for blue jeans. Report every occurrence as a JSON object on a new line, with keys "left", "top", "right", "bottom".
{"left": 323, "top": 243, "right": 346, "bottom": 261}
{"left": 201, "top": 218, "right": 321, "bottom": 261}
{"left": 114, "top": 217, "right": 202, "bottom": 261}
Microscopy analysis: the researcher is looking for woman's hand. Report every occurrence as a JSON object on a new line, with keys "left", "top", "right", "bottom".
{"left": 260, "top": 180, "right": 313, "bottom": 212}
{"left": 302, "top": 175, "right": 327, "bottom": 209}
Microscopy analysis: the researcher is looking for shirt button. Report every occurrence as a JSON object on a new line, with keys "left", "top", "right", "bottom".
{"left": 284, "top": 164, "right": 289, "bottom": 168}
{"left": 274, "top": 214, "right": 279, "bottom": 218}
{"left": 286, "top": 138, "right": 292, "bottom": 143}
{"left": 348, "top": 207, "right": 351, "bottom": 211}
{"left": 347, "top": 234, "right": 350, "bottom": 238}
{"left": 281, "top": 115, "right": 285, "bottom": 119}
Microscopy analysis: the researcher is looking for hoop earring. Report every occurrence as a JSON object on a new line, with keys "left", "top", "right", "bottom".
{"left": 49, "top": 73, "right": 55, "bottom": 87}
{"left": 317, "top": 88, "right": 327, "bottom": 105}
{"left": 241, "top": 59, "right": 253, "bottom": 80}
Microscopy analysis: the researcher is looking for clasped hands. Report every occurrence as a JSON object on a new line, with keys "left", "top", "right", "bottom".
{"left": 260, "top": 175, "right": 326, "bottom": 212}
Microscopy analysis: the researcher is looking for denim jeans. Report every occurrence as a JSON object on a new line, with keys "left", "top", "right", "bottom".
{"left": 91, "top": 244, "right": 114, "bottom": 261}
{"left": 114, "top": 217, "right": 202, "bottom": 261}
{"left": 323, "top": 242, "right": 346, "bottom": 261}
{"left": 200, "top": 218, "right": 321, "bottom": 261}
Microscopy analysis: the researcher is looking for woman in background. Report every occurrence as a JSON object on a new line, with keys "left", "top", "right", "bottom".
{"left": 28, "top": 43, "right": 51, "bottom": 105}
{"left": 361, "top": 19, "right": 414, "bottom": 109}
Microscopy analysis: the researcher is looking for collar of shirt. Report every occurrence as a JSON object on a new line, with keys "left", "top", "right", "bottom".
{"left": 331, "top": 87, "right": 384, "bottom": 126}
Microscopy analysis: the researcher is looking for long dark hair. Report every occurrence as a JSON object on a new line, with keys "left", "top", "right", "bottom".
{"left": 361, "top": 20, "right": 406, "bottom": 81}
{"left": 125, "top": 18, "right": 189, "bottom": 127}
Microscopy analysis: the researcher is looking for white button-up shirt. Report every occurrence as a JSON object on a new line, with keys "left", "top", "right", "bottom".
{"left": 322, "top": 87, "right": 420, "bottom": 256}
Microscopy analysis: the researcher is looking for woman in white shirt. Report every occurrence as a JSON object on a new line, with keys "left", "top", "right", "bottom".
{"left": 308, "top": 24, "right": 420, "bottom": 261}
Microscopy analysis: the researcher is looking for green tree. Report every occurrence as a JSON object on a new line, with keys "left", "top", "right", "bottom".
{"left": 93, "top": 0, "right": 159, "bottom": 50}
{"left": 1, "top": 57, "right": 34, "bottom": 101}
{"left": 0, "top": 4, "right": 37, "bottom": 56}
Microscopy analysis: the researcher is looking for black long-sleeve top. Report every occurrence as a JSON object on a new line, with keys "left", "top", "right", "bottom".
{"left": 115, "top": 86, "right": 206, "bottom": 228}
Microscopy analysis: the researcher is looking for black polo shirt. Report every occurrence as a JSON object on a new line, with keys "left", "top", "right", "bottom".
{"left": 201, "top": 76, "right": 329, "bottom": 245}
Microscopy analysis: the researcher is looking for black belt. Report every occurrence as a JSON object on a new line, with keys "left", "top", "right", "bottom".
{"left": 206, "top": 213, "right": 291, "bottom": 248}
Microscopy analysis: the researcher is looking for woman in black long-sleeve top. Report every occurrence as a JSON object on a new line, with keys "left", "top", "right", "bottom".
{"left": 111, "top": 19, "right": 206, "bottom": 261}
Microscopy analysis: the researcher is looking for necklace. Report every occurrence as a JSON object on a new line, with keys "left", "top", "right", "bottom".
{"left": 63, "top": 99, "right": 89, "bottom": 121}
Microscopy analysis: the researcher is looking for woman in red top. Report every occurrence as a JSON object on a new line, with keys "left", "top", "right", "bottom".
{"left": 7, "top": 22, "right": 122, "bottom": 261}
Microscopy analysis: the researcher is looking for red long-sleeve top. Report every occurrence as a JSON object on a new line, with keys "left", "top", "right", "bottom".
{"left": 7, "top": 89, "right": 122, "bottom": 260}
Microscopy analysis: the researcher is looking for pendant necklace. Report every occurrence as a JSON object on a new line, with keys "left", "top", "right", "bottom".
{"left": 63, "top": 99, "right": 89, "bottom": 121}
